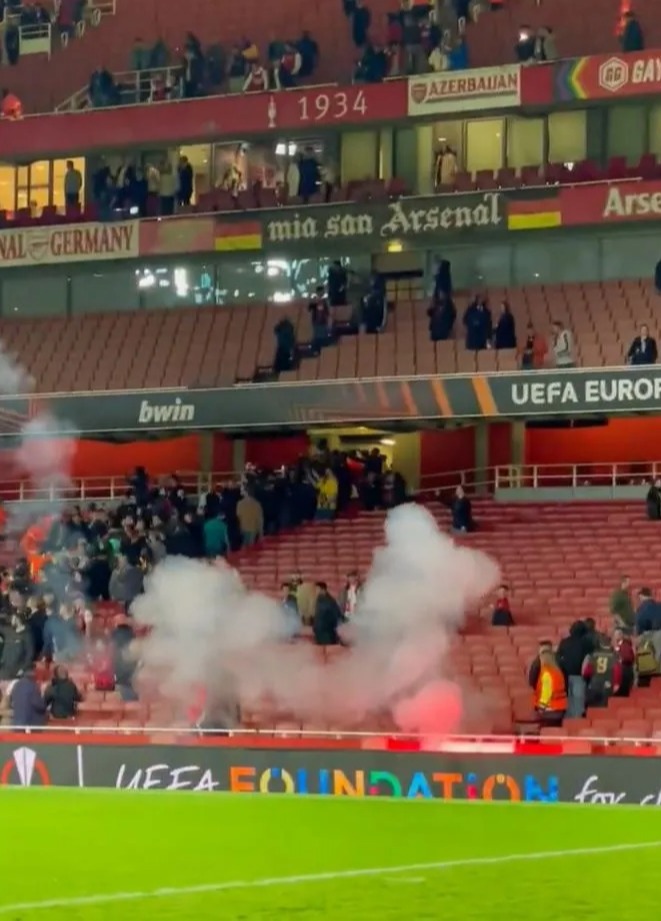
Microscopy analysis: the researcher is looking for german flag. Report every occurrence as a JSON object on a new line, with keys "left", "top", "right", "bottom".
{"left": 507, "top": 196, "right": 562, "bottom": 231}
{"left": 215, "top": 220, "right": 263, "bottom": 252}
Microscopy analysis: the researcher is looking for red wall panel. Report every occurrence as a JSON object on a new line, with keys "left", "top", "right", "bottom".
{"left": 525, "top": 418, "right": 661, "bottom": 466}
{"left": 420, "top": 428, "right": 476, "bottom": 489}
{"left": 244, "top": 434, "right": 309, "bottom": 469}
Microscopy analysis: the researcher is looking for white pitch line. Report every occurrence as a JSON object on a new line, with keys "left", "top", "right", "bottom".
{"left": 0, "top": 840, "right": 658, "bottom": 914}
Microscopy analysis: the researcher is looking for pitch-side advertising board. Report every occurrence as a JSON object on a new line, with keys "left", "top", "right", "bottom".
{"left": 1, "top": 743, "right": 659, "bottom": 806}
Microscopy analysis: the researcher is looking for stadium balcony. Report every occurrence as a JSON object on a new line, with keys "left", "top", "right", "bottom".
{"left": 0, "top": 275, "right": 652, "bottom": 392}
{"left": 0, "top": 157, "right": 659, "bottom": 231}
{"left": 4, "top": 0, "right": 115, "bottom": 113}
{"left": 3, "top": 475, "right": 660, "bottom": 738}
{"left": 7, "top": 0, "right": 661, "bottom": 113}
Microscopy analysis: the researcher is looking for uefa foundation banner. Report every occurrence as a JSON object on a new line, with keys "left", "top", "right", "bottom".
{"left": 2, "top": 742, "right": 661, "bottom": 805}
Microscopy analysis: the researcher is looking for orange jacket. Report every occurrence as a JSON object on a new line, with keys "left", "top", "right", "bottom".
{"left": 535, "top": 665, "right": 567, "bottom": 712}
{"left": 1, "top": 93, "right": 22, "bottom": 120}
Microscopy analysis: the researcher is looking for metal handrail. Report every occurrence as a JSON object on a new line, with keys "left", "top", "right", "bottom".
{"left": 2, "top": 725, "right": 659, "bottom": 747}
{"left": 0, "top": 470, "right": 237, "bottom": 503}
{"left": 418, "top": 461, "right": 658, "bottom": 494}
{"left": 0, "top": 462, "right": 654, "bottom": 504}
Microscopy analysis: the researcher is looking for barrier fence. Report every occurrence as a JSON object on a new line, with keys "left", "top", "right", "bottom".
{"left": 0, "top": 460, "right": 655, "bottom": 504}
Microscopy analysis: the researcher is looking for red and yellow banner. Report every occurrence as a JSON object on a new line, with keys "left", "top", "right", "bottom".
{"left": 507, "top": 179, "right": 661, "bottom": 232}
{"left": 215, "top": 220, "right": 263, "bottom": 252}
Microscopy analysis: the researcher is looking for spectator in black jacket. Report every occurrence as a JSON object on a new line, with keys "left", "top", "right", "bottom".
{"left": 494, "top": 301, "right": 517, "bottom": 350}
{"left": 635, "top": 587, "right": 661, "bottom": 635}
{"left": 313, "top": 582, "right": 343, "bottom": 646}
{"left": 450, "top": 485, "right": 474, "bottom": 533}
{"left": 463, "top": 297, "right": 492, "bottom": 350}
{"left": 0, "top": 614, "right": 34, "bottom": 680}
{"left": 274, "top": 317, "right": 297, "bottom": 373}
{"left": 351, "top": 0, "right": 371, "bottom": 47}
{"left": 627, "top": 324, "right": 657, "bottom": 365}
{"left": 556, "top": 620, "right": 589, "bottom": 717}
{"left": 44, "top": 665, "right": 82, "bottom": 720}
{"left": 620, "top": 10, "right": 644, "bottom": 52}
{"left": 428, "top": 293, "right": 455, "bottom": 342}
{"left": 10, "top": 669, "right": 46, "bottom": 728}
{"left": 646, "top": 479, "right": 661, "bottom": 521}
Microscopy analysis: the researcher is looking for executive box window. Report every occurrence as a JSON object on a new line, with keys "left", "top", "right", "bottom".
{"left": 0, "top": 157, "right": 85, "bottom": 214}
{"left": 548, "top": 110, "right": 586, "bottom": 165}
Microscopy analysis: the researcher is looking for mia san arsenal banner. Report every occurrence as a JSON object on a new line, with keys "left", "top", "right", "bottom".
{"left": 0, "top": 220, "right": 139, "bottom": 268}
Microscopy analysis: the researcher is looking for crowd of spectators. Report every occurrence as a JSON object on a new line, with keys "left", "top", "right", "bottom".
{"left": 426, "top": 258, "right": 577, "bottom": 370}
{"left": 0, "top": 452, "right": 408, "bottom": 725}
{"left": 425, "top": 258, "right": 661, "bottom": 372}
{"left": 520, "top": 575, "right": 661, "bottom": 728}
{"left": 85, "top": 30, "right": 320, "bottom": 109}
{"left": 0, "top": 0, "right": 90, "bottom": 70}
{"left": 346, "top": 0, "right": 471, "bottom": 83}
{"left": 88, "top": 154, "right": 194, "bottom": 218}
{"left": 273, "top": 266, "right": 388, "bottom": 375}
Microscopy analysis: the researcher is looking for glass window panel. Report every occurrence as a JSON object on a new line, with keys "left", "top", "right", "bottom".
{"left": 71, "top": 268, "right": 139, "bottom": 314}
{"left": 439, "top": 243, "right": 512, "bottom": 288}
{"left": 178, "top": 144, "right": 211, "bottom": 203}
{"left": 340, "top": 131, "right": 378, "bottom": 182}
{"left": 600, "top": 232, "right": 661, "bottom": 280}
{"left": 465, "top": 119, "right": 503, "bottom": 173}
{"left": 548, "top": 110, "right": 586, "bottom": 164}
{"left": 136, "top": 262, "right": 218, "bottom": 307}
{"left": 507, "top": 116, "right": 544, "bottom": 169}
{"left": 3, "top": 273, "right": 67, "bottom": 317}
{"left": 433, "top": 120, "right": 463, "bottom": 166}
{"left": 512, "top": 237, "right": 598, "bottom": 284}
{"left": 0, "top": 165, "right": 15, "bottom": 213}
{"left": 607, "top": 105, "right": 645, "bottom": 163}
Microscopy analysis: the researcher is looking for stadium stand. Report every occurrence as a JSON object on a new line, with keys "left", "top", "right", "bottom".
{"left": 8, "top": 0, "right": 661, "bottom": 113}
{"left": 5, "top": 494, "right": 658, "bottom": 739}
{"left": 0, "top": 277, "right": 652, "bottom": 392}
{"left": 4, "top": 163, "right": 661, "bottom": 228}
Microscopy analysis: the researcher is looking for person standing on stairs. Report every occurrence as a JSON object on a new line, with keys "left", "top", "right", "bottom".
{"left": 309, "top": 286, "right": 331, "bottom": 354}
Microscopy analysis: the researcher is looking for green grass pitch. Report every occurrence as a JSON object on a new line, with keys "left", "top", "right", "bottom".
{"left": 1, "top": 789, "right": 659, "bottom": 919}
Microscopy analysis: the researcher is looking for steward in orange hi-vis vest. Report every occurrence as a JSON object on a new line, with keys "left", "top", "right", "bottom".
{"left": 534, "top": 652, "right": 567, "bottom": 720}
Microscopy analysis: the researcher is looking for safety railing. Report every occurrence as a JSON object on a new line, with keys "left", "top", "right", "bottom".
{"left": 18, "top": 20, "right": 52, "bottom": 59}
{"left": 0, "top": 470, "right": 236, "bottom": 503}
{"left": 2, "top": 726, "right": 661, "bottom": 754}
{"left": 0, "top": 462, "right": 655, "bottom": 504}
{"left": 57, "top": 64, "right": 189, "bottom": 111}
{"left": 417, "top": 461, "right": 659, "bottom": 496}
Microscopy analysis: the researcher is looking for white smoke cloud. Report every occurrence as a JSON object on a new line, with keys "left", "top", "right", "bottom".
{"left": 0, "top": 343, "right": 78, "bottom": 529}
{"left": 134, "top": 504, "right": 500, "bottom": 734}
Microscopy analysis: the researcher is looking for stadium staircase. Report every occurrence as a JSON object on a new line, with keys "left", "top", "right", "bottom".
{"left": 0, "top": 277, "right": 652, "bottom": 394}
